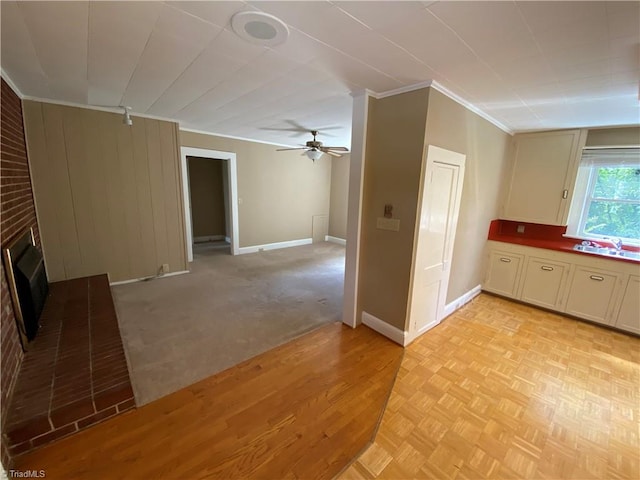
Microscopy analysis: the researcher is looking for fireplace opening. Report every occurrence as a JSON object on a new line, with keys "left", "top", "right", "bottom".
{"left": 3, "top": 228, "right": 49, "bottom": 349}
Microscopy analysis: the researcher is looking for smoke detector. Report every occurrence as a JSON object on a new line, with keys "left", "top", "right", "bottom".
{"left": 231, "top": 11, "right": 289, "bottom": 47}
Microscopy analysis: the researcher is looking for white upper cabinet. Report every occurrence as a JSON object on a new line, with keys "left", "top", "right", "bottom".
{"left": 502, "top": 129, "right": 587, "bottom": 225}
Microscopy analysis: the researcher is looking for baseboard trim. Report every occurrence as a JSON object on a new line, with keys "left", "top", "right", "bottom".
{"left": 362, "top": 311, "right": 405, "bottom": 346}
{"left": 194, "top": 235, "right": 225, "bottom": 243}
{"left": 403, "top": 285, "right": 483, "bottom": 346}
{"left": 237, "top": 238, "right": 313, "bottom": 255}
{"left": 404, "top": 322, "right": 437, "bottom": 346}
{"left": 325, "top": 235, "right": 346, "bottom": 246}
{"left": 443, "top": 284, "right": 482, "bottom": 318}
{"left": 109, "top": 270, "right": 189, "bottom": 286}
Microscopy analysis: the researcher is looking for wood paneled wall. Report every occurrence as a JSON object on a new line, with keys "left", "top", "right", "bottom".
{"left": 23, "top": 102, "right": 187, "bottom": 282}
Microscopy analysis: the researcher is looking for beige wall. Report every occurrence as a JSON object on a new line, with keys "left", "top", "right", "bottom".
{"left": 187, "top": 157, "right": 226, "bottom": 238}
{"left": 586, "top": 126, "right": 640, "bottom": 146}
{"left": 358, "top": 89, "right": 430, "bottom": 330}
{"left": 356, "top": 87, "right": 511, "bottom": 331}
{"left": 423, "top": 89, "right": 511, "bottom": 304}
{"left": 23, "top": 101, "right": 187, "bottom": 282}
{"left": 328, "top": 154, "right": 350, "bottom": 240}
{"left": 179, "top": 131, "right": 331, "bottom": 247}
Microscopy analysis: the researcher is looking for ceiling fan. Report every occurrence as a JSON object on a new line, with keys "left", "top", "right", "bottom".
{"left": 276, "top": 130, "right": 349, "bottom": 161}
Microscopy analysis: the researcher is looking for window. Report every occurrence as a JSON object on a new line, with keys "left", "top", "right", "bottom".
{"left": 567, "top": 148, "right": 640, "bottom": 245}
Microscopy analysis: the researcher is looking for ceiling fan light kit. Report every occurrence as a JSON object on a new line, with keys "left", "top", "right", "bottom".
{"left": 306, "top": 150, "right": 323, "bottom": 162}
{"left": 231, "top": 11, "right": 289, "bottom": 47}
{"left": 276, "top": 130, "right": 349, "bottom": 161}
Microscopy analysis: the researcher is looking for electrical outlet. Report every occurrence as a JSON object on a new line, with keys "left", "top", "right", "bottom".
{"left": 161, "top": 263, "right": 169, "bottom": 274}
{"left": 517, "top": 225, "right": 525, "bottom": 234}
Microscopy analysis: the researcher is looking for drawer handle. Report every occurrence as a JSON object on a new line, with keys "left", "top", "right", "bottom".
{"left": 500, "top": 258, "right": 511, "bottom": 263}
{"left": 540, "top": 266, "right": 554, "bottom": 271}
{"left": 590, "top": 275, "right": 604, "bottom": 281}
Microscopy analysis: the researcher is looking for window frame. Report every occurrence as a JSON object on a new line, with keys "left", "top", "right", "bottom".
{"left": 566, "top": 149, "right": 640, "bottom": 246}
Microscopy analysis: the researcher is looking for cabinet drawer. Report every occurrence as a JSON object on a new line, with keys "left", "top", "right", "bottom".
{"left": 565, "top": 267, "right": 621, "bottom": 325}
{"left": 520, "top": 257, "right": 571, "bottom": 310}
{"left": 484, "top": 251, "right": 524, "bottom": 298}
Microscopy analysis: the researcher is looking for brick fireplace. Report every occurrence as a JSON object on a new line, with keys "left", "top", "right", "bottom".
{"left": 1, "top": 77, "right": 41, "bottom": 468}
{"left": 1, "top": 77, "right": 135, "bottom": 465}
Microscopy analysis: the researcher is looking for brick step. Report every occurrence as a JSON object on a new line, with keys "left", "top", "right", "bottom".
{"left": 3, "top": 275, "right": 135, "bottom": 456}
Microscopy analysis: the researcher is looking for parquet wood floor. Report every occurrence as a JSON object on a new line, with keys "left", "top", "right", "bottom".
{"left": 341, "top": 294, "right": 640, "bottom": 480}
{"left": 13, "top": 323, "right": 403, "bottom": 479}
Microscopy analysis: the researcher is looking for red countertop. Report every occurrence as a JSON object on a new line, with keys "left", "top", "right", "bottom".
{"left": 487, "top": 220, "right": 640, "bottom": 265}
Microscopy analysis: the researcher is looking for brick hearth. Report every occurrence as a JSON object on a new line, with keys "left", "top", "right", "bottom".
{"left": 3, "top": 274, "right": 135, "bottom": 456}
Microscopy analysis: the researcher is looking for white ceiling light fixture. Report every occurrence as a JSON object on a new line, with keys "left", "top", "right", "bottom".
{"left": 122, "top": 106, "right": 133, "bottom": 126}
{"left": 306, "top": 149, "right": 323, "bottom": 162}
{"left": 231, "top": 11, "right": 289, "bottom": 47}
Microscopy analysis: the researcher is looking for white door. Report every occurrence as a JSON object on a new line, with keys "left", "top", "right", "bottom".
{"left": 407, "top": 145, "right": 466, "bottom": 338}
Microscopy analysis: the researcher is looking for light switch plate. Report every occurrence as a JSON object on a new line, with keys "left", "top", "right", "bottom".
{"left": 376, "top": 217, "right": 400, "bottom": 231}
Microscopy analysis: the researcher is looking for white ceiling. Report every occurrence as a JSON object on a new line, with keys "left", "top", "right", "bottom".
{"left": 2, "top": 1, "right": 639, "bottom": 149}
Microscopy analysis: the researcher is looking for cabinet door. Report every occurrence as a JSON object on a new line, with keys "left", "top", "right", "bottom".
{"left": 565, "top": 267, "right": 621, "bottom": 325}
{"left": 520, "top": 257, "right": 570, "bottom": 310}
{"left": 615, "top": 275, "right": 640, "bottom": 334}
{"left": 484, "top": 251, "right": 524, "bottom": 298}
{"left": 502, "top": 129, "right": 585, "bottom": 225}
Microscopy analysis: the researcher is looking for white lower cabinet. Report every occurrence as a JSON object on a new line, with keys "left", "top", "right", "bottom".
{"left": 565, "top": 267, "right": 621, "bottom": 325}
{"left": 520, "top": 257, "right": 570, "bottom": 310}
{"left": 485, "top": 241, "right": 639, "bottom": 335}
{"left": 484, "top": 251, "right": 524, "bottom": 297}
{"left": 615, "top": 275, "right": 640, "bottom": 334}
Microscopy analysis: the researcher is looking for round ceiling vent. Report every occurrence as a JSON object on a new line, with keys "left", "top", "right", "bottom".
{"left": 231, "top": 11, "right": 289, "bottom": 47}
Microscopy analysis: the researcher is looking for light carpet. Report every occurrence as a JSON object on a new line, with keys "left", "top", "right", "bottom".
{"left": 112, "top": 241, "right": 345, "bottom": 405}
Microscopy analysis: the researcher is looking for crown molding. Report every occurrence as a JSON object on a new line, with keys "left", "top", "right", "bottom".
{"left": 350, "top": 88, "right": 376, "bottom": 99}
{"left": 371, "top": 79, "right": 513, "bottom": 135}
{"left": 429, "top": 81, "right": 513, "bottom": 135}
{"left": 373, "top": 80, "right": 434, "bottom": 99}
{"left": 18, "top": 96, "right": 178, "bottom": 124}
{"left": 1, "top": 69, "right": 25, "bottom": 99}
{"left": 179, "top": 127, "right": 298, "bottom": 148}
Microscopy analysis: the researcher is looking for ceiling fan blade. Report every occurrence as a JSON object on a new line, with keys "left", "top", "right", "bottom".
{"left": 322, "top": 149, "right": 342, "bottom": 158}
{"left": 323, "top": 146, "right": 349, "bottom": 152}
{"left": 276, "top": 147, "right": 308, "bottom": 151}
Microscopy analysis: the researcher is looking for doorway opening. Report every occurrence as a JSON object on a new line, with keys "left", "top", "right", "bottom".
{"left": 180, "top": 147, "right": 239, "bottom": 261}
{"left": 187, "top": 156, "right": 230, "bottom": 255}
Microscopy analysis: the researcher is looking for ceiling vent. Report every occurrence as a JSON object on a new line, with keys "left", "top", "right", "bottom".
{"left": 231, "top": 11, "right": 289, "bottom": 47}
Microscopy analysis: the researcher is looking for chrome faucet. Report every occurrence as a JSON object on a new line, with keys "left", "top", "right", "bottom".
{"left": 609, "top": 237, "right": 623, "bottom": 251}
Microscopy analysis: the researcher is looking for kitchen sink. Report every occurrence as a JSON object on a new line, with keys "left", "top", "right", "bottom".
{"left": 573, "top": 244, "right": 640, "bottom": 260}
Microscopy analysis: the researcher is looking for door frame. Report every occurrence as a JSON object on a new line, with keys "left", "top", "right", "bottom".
{"left": 405, "top": 144, "right": 466, "bottom": 343}
{"left": 180, "top": 147, "right": 239, "bottom": 260}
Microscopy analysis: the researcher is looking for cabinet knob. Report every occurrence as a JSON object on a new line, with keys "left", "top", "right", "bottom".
{"left": 500, "top": 258, "right": 511, "bottom": 263}
{"left": 590, "top": 275, "right": 604, "bottom": 281}
{"left": 541, "top": 266, "right": 554, "bottom": 271}
{"left": 562, "top": 189, "right": 568, "bottom": 199}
